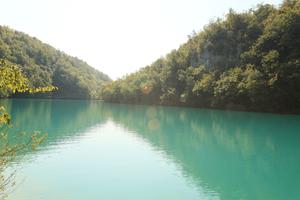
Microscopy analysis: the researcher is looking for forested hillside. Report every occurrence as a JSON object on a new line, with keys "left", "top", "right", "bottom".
{"left": 0, "top": 26, "right": 111, "bottom": 99}
{"left": 101, "top": 0, "right": 300, "bottom": 113}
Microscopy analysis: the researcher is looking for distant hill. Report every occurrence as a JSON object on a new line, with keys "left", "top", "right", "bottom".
{"left": 101, "top": 0, "right": 300, "bottom": 113}
{"left": 0, "top": 26, "right": 111, "bottom": 99}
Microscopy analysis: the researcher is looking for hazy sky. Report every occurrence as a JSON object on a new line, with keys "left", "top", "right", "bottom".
{"left": 0, "top": 0, "right": 282, "bottom": 79}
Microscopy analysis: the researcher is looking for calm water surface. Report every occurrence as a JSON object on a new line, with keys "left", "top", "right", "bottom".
{"left": 2, "top": 99, "right": 300, "bottom": 200}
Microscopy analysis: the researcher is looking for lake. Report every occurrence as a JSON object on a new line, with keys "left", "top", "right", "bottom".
{"left": 2, "top": 99, "right": 300, "bottom": 200}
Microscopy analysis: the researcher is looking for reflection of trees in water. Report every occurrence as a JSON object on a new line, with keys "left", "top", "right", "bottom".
{"left": 0, "top": 101, "right": 47, "bottom": 200}
{"left": 104, "top": 103, "right": 300, "bottom": 200}
{"left": 4, "top": 99, "right": 109, "bottom": 148}
{"left": 0, "top": 99, "right": 110, "bottom": 199}
{"left": 2, "top": 100, "right": 300, "bottom": 200}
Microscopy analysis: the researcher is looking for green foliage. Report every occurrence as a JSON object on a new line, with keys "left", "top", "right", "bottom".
{"left": 0, "top": 26, "right": 111, "bottom": 99}
{"left": 0, "top": 61, "right": 51, "bottom": 199}
{"left": 0, "top": 59, "right": 56, "bottom": 97}
{"left": 101, "top": 0, "right": 300, "bottom": 113}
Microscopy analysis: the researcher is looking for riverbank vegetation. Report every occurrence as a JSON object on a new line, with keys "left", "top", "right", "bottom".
{"left": 0, "top": 60, "right": 55, "bottom": 198}
{"left": 101, "top": 0, "right": 300, "bottom": 113}
{"left": 0, "top": 26, "right": 111, "bottom": 99}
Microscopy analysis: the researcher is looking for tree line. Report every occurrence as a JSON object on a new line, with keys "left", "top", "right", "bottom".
{"left": 101, "top": 0, "right": 300, "bottom": 113}
{"left": 0, "top": 26, "right": 111, "bottom": 99}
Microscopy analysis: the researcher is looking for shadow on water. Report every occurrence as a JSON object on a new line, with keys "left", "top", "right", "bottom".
{"left": 2, "top": 99, "right": 300, "bottom": 200}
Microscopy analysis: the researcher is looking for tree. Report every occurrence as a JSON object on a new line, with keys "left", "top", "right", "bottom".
{"left": 0, "top": 26, "right": 111, "bottom": 99}
{"left": 101, "top": 1, "right": 300, "bottom": 113}
{"left": 0, "top": 59, "right": 55, "bottom": 199}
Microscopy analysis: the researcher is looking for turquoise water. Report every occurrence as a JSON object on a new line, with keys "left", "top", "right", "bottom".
{"left": 2, "top": 99, "right": 300, "bottom": 200}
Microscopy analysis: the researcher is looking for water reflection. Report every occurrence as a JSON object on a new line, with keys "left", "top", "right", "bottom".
{"left": 3, "top": 99, "right": 108, "bottom": 148}
{"left": 3, "top": 99, "right": 300, "bottom": 200}
{"left": 103, "top": 103, "right": 300, "bottom": 200}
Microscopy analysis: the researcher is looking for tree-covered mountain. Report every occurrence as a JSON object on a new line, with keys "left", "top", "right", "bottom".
{"left": 101, "top": 0, "right": 300, "bottom": 113}
{"left": 0, "top": 26, "right": 111, "bottom": 99}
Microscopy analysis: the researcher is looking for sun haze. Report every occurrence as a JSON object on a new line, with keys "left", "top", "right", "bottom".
{"left": 0, "top": 0, "right": 282, "bottom": 79}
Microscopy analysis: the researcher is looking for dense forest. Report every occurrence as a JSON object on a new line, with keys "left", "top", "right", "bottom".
{"left": 101, "top": 0, "right": 300, "bottom": 113}
{"left": 0, "top": 26, "right": 111, "bottom": 99}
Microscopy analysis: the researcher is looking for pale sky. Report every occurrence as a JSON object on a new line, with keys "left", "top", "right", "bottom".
{"left": 0, "top": 0, "right": 282, "bottom": 80}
